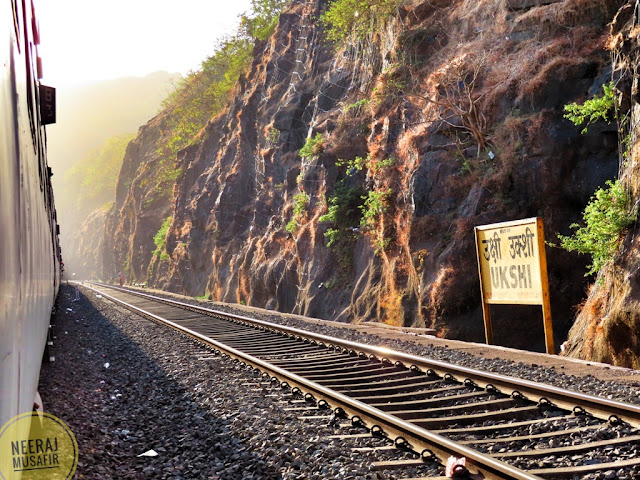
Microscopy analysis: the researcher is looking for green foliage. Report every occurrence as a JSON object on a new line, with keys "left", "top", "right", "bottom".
{"left": 370, "top": 157, "right": 395, "bottom": 173}
{"left": 286, "top": 191, "right": 309, "bottom": 233}
{"left": 319, "top": 183, "right": 365, "bottom": 273}
{"left": 372, "top": 236, "right": 392, "bottom": 254}
{"left": 319, "top": 184, "right": 364, "bottom": 246}
{"left": 153, "top": 217, "right": 173, "bottom": 259}
{"left": 299, "top": 133, "right": 325, "bottom": 160}
{"left": 323, "top": 156, "right": 395, "bottom": 256}
{"left": 323, "top": 227, "right": 341, "bottom": 247}
{"left": 161, "top": 36, "right": 253, "bottom": 155}
{"left": 336, "top": 155, "right": 394, "bottom": 175}
{"left": 457, "top": 153, "right": 472, "bottom": 175}
{"left": 321, "top": 0, "right": 400, "bottom": 44}
{"left": 285, "top": 218, "right": 298, "bottom": 234}
{"left": 346, "top": 98, "right": 370, "bottom": 111}
{"left": 293, "top": 191, "right": 308, "bottom": 216}
{"left": 564, "top": 82, "right": 615, "bottom": 134}
{"left": 240, "top": 0, "right": 288, "bottom": 40}
{"left": 558, "top": 180, "right": 636, "bottom": 276}
{"left": 65, "top": 133, "right": 134, "bottom": 213}
{"left": 160, "top": 0, "right": 287, "bottom": 156}
{"left": 324, "top": 276, "right": 339, "bottom": 290}
{"left": 360, "top": 188, "right": 392, "bottom": 229}
{"left": 267, "top": 128, "right": 280, "bottom": 143}
{"left": 336, "top": 156, "right": 367, "bottom": 172}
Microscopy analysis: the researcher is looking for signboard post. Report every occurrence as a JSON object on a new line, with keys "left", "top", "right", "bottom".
{"left": 474, "top": 217, "right": 555, "bottom": 354}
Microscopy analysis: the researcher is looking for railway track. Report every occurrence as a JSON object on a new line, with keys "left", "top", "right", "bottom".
{"left": 84, "top": 283, "right": 640, "bottom": 480}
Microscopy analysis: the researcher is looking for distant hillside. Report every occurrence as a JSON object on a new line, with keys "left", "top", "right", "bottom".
{"left": 47, "top": 71, "right": 180, "bottom": 173}
{"left": 50, "top": 71, "right": 180, "bottom": 276}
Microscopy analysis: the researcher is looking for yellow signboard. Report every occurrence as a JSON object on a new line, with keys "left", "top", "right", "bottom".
{"left": 474, "top": 218, "right": 554, "bottom": 354}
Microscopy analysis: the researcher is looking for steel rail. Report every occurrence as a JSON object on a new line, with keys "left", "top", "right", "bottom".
{"left": 88, "top": 283, "right": 640, "bottom": 427}
{"left": 85, "top": 283, "right": 542, "bottom": 480}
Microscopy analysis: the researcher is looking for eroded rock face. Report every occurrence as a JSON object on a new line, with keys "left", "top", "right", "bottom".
{"left": 562, "top": 2, "right": 640, "bottom": 368}
{"left": 100, "top": 0, "right": 623, "bottom": 350}
{"left": 101, "top": 113, "right": 176, "bottom": 283}
{"left": 65, "top": 207, "right": 108, "bottom": 279}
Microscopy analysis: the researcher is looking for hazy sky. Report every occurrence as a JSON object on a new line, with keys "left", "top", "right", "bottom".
{"left": 36, "top": 0, "right": 254, "bottom": 87}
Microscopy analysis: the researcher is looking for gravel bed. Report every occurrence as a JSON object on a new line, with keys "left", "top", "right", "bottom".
{"left": 511, "top": 442, "right": 640, "bottom": 477}
{"left": 446, "top": 415, "right": 601, "bottom": 442}
{"left": 124, "top": 287, "right": 640, "bottom": 406}
{"left": 40, "top": 285, "right": 432, "bottom": 479}
{"left": 473, "top": 424, "right": 639, "bottom": 453}
{"left": 71, "top": 284, "right": 640, "bottom": 479}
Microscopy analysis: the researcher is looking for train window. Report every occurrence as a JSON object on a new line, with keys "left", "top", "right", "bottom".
{"left": 11, "top": 0, "right": 21, "bottom": 51}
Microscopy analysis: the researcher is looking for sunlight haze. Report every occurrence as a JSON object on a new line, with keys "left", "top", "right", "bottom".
{"left": 37, "top": 0, "right": 254, "bottom": 86}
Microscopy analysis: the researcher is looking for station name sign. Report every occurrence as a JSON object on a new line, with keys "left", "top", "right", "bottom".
{"left": 477, "top": 219, "right": 543, "bottom": 304}
{"left": 474, "top": 217, "right": 554, "bottom": 354}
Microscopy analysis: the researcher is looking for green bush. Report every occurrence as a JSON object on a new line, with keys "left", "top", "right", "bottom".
{"left": 336, "top": 155, "right": 394, "bottom": 175}
{"left": 321, "top": 0, "right": 400, "bottom": 44}
{"left": 336, "top": 156, "right": 366, "bottom": 173}
{"left": 558, "top": 180, "right": 636, "bottom": 276}
{"left": 345, "top": 98, "right": 370, "bottom": 112}
{"left": 360, "top": 188, "right": 392, "bottom": 229}
{"left": 285, "top": 191, "right": 309, "bottom": 233}
{"left": 285, "top": 218, "right": 297, "bottom": 234}
{"left": 239, "top": 0, "right": 288, "bottom": 41}
{"left": 292, "top": 191, "right": 308, "bottom": 216}
{"left": 318, "top": 182, "right": 365, "bottom": 273}
{"left": 160, "top": 0, "right": 287, "bottom": 156}
{"left": 299, "top": 133, "right": 325, "bottom": 160}
{"left": 319, "top": 184, "right": 364, "bottom": 246}
{"left": 153, "top": 216, "right": 173, "bottom": 259}
{"left": 564, "top": 82, "right": 615, "bottom": 134}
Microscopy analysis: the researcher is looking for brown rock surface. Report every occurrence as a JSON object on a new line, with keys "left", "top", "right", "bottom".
{"left": 95, "top": 0, "right": 625, "bottom": 352}
{"left": 562, "top": 1, "right": 640, "bottom": 369}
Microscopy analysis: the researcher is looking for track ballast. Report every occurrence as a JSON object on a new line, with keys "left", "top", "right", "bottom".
{"left": 86, "top": 283, "right": 640, "bottom": 480}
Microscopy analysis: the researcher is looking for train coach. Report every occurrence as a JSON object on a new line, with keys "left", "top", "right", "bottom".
{"left": 0, "top": 0, "right": 60, "bottom": 428}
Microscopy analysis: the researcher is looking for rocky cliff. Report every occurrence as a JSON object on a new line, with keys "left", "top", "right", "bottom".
{"left": 101, "top": 111, "right": 176, "bottom": 283}
{"left": 98, "top": 0, "right": 625, "bottom": 351}
{"left": 562, "top": 1, "right": 640, "bottom": 367}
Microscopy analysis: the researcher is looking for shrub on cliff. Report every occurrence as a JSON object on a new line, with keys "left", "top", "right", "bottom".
{"left": 153, "top": 217, "right": 173, "bottom": 261}
{"left": 161, "top": 0, "right": 288, "bottom": 155}
{"left": 321, "top": 0, "right": 400, "bottom": 44}
{"left": 240, "top": 0, "right": 288, "bottom": 41}
{"left": 558, "top": 180, "right": 636, "bottom": 276}
{"left": 285, "top": 191, "right": 309, "bottom": 233}
{"left": 564, "top": 82, "right": 615, "bottom": 134}
{"left": 560, "top": 83, "right": 633, "bottom": 276}
{"left": 319, "top": 183, "right": 364, "bottom": 246}
{"left": 299, "top": 133, "right": 325, "bottom": 160}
